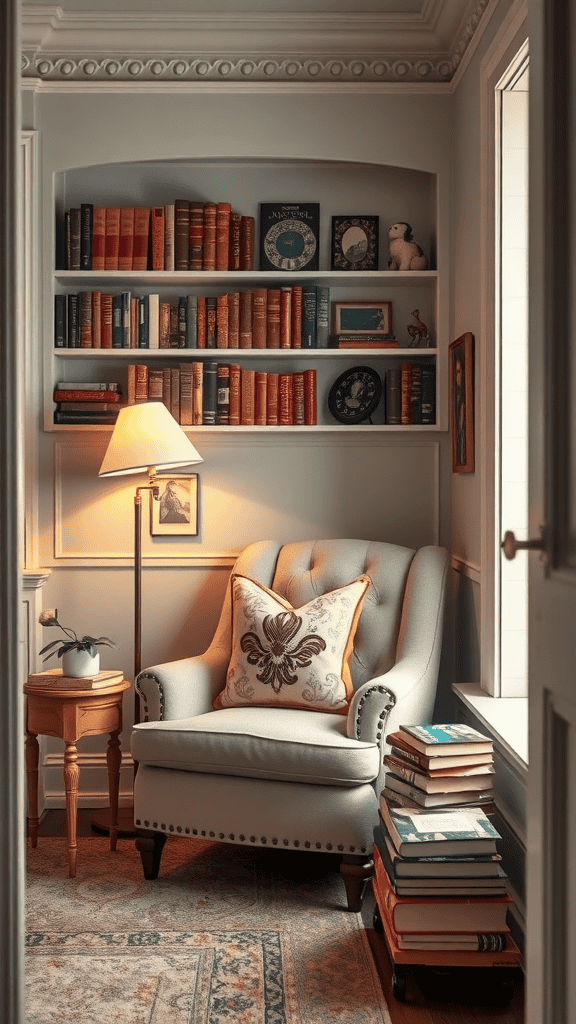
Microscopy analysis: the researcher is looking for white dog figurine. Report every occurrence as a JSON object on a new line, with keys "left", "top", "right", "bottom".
{"left": 388, "top": 222, "right": 428, "bottom": 271}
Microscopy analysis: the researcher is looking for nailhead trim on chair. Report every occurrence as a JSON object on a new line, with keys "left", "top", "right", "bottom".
{"left": 135, "top": 673, "right": 165, "bottom": 723}
{"left": 134, "top": 819, "right": 367, "bottom": 854}
{"left": 353, "top": 683, "right": 396, "bottom": 740}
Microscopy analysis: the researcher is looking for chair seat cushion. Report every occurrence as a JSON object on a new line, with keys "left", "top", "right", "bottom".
{"left": 132, "top": 706, "right": 380, "bottom": 787}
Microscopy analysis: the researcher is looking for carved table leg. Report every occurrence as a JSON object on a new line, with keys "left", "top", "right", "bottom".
{"left": 25, "top": 730, "right": 39, "bottom": 848}
{"left": 340, "top": 854, "right": 374, "bottom": 912}
{"left": 106, "top": 728, "right": 122, "bottom": 852}
{"left": 63, "top": 741, "right": 79, "bottom": 877}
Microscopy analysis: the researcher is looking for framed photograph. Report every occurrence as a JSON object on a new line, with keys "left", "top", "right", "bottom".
{"left": 449, "top": 332, "right": 475, "bottom": 473}
{"left": 333, "top": 300, "right": 392, "bottom": 336}
{"left": 150, "top": 475, "right": 199, "bottom": 536}
{"left": 331, "top": 216, "right": 379, "bottom": 270}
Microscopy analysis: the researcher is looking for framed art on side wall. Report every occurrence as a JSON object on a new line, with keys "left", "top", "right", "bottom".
{"left": 449, "top": 332, "right": 474, "bottom": 473}
{"left": 150, "top": 475, "right": 199, "bottom": 536}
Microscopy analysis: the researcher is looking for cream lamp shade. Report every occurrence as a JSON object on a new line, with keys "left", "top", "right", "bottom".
{"left": 98, "top": 402, "right": 203, "bottom": 477}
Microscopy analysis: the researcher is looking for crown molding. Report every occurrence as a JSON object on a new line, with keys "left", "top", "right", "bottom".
{"left": 20, "top": 1, "right": 493, "bottom": 86}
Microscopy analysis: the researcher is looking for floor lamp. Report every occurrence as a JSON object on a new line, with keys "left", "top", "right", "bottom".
{"left": 93, "top": 401, "right": 203, "bottom": 836}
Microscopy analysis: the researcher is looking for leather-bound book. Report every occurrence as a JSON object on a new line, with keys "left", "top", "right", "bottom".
{"left": 91, "top": 206, "right": 106, "bottom": 270}
{"left": 216, "top": 202, "right": 232, "bottom": 270}
{"left": 126, "top": 363, "right": 136, "bottom": 405}
{"left": 278, "top": 373, "right": 294, "bottom": 425}
{"left": 100, "top": 293, "right": 113, "bottom": 348}
{"left": 164, "top": 204, "right": 175, "bottom": 271}
{"left": 400, "top": 363, "right": 413, "bottom": 424}
{"left": 111, "top": 295, "right": 123, "bottom": 348}
{"left": 316, "top": 286, "right": 330, "bottom": 348}
{"left": 239, "top": 290, "right": 253, "bottom": 348}
{"left": 159, "top": 301, "right": 171, "bottom": 348}
{"left": 304, "top": 368, "right": 317, "bottom": 425}
{"left": 293, "top": 371, "right": 305, "bottom": 424}
{"left": 192, "top": 362, "right": 203, "bottom": 424}
{"left": 409, "top": 362, "right": 422, "bottom": 424}
{"left": 186, "top": 295, "right": 197, "bottom": 348}
{"left": 80, "top": 204, "right": 93, "bottom": 270}
{"left": 134, "top": 363, "right": 149, "bottom": 403}
{"left": 118, "top": 207, "right": 135, "bottom": 270}
{"left": 266, "top": 373, "right": 279, "bottom": 425}
{"left": 91, "top": 291, "right": 101, "bottom": 348}
{"left": 178, "top": 297, "right": 188, "bottom": 348}
{"left": 252, "top": 288, "right": 267, "bottom": 348}
{"left": 169, "top": 302, "right": 179, "bottom": 348}
{"left": 420, "top": 364, "right": 436, "bottom": 424}
{"left": 228, "top": 291, "right": 240, "bottom": 348}
{"left": 206, "top": 297, "right": 217, "bottom": 348}
{"left": 229, "top": 212, "right": 242, "bottom": 270}
{"left": 229, "top": 364, "right": 241, "bottom": 425}
{"left": 162, "top": 367, "right": 171, "bottom": 410}
{"left": 197, "top": 296, "right": 207, "bottom": 348}
{"left": 240, "top": 216, "right": 255, "bottom": 270}
{"left": 216, "top": 363, "right": 231, "bottom": 425}
{"left": 170, "top": 367, "right": 180, "bottom": 422}
{"left": 301, "top": 285, "right": 317, "bottom": 348}
{"left": 104, "top": 207, "right": 120, "bottom": 271}
{"left": 69, "top": 208, "right": 81, "bottom": 270}
{"left": 132, "top": 207, "right": 151, "bottom": 271}
{"left": 203, "top": 360, "right": 218, "bottom": 425}
{"left": 280, "top": 287, "right": 292, "bottom": 348}
{"left": 255, "top": 371, "right": 268, "bottom": 425}
{"left": 240, "top": 368, "right": 255, "bottom": 425}
{"left": 386, "top": 367, "right": 401, "bottom": 424}
{"left": 216, "top": 294, "right": 229, "bottom": 348}
{"left": 202, "top": 203, "right": 217, "bottom": 270}
{"left": 131, "top": 296, "right": 139, "bottom": 348}
{"left": 174, "top": 199, "right": 190, "bottom": 270}
{"left": 291, "top": 284, "right": 303, "bottom": 348}
{"left": 148, "top": 294, "right": 159, "bottom": 349}
{"left": 151, "top": 207, "right": 165, "bottom": 271}
{"left": 180, "top": 362, "right": 195, "bottom": 424}
{"left": 189, "top": 202, "right": 204, "bottom": 270}
{"left": 79, "top": 291, "right": 93, "bottom": 348}
{"left": 54, "top": 295, "right": 66, "bottom": 348}
{"left": 147, "top": 367, "right": 164, "bottom": 402}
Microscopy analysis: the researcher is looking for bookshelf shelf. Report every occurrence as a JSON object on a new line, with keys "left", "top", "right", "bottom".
{"left": 53, "top": 348, "right": 437, "bottom": 359}
{"left": 54, "top": 269, "right": 438, "bottom": 289}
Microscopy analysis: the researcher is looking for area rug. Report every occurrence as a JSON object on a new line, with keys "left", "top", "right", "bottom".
{"left": 26, "top": 836, "right": 392, "bottom": 1024}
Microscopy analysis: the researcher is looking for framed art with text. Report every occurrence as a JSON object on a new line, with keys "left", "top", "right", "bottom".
{"left": 331, "top": 216, "right": 379, "bottom": 270}
{"left": 333, "top": 300, "right": 392, "bottom": 336}
{"left": 150, "top": 475, "right": 199, "bottom": 536}
{"left": 449, "top": 332, "right": 474, "bottom": 473}
{"left": 259, "top": 203, "right": 320, "bottom": 271}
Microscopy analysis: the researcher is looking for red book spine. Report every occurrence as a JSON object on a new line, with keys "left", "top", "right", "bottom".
{"left": 229, "top": 212, "right": 242, "bottom": 270}
{"left": 291, "top": 285, "right": 303, "bottom": 348}
{"left": 252, "top": 288, "right": 267, "bottom": 348}
{"left": 266, "top": 289, "right": 281, "bottom": 348}
{"left": 240, "top": 216, "right": 255, "bottom": 270}
{"left": 216, "top": 202, "right": 232, "bottom": 270}
{"left": 280, "top": 287, "right": 292, "bottom": 348}
{"left": 132, "top": 208, "right": 150, "bottom": 271}
{"left": 304, "top": 368, "right": 317, "bottom": 425}
{"left": 293, "top": 371, "right": 305, "bottom": 424}
{"left": 228, "top": 291, "right": 240, "bottom": 348}
{"left": 240, "top": 368, "right": 255, "bottom": 425}
{"left": 266, "top": 373, "right": 279, "bottom": 425}
{"left": 126, "top": 364, "right": 136, "bottom": 405}
{"left": 239, "top": 290, "right": 253, "bottom": 348}
{"left": 118, "top": 207, "right": 135, "bottom": 271}
{"left": 151, "top": 207, "right": 165, "bottom": 271}
{"left": 216, "top": 294, "right": 229, "bottom": 348}
{"left": 91, "top": 291, "right": 101, "bottom": 348}
{"left": 189, "top": 202, "right": 204, "bottom": 271}
{"left": 255, "top": 371, "right": 268, "bottom": 426}
{"left": 196, "top": 296, "right": 207, "bottom": 348}
{"left": 79, "top": 291, "right": 93, "bottom": 347}
{"left": 92, "top": 206, "right": 106, "bottom": 271}
{"left": 278, "top": 373, "right": 294, "bottom": 425}
{"left": 104, "top": 207, "right": 120, "bottom": 271}
{"left": 54, "top": 389, "right": 120, "bottom": 403}
{"left": 229, "top": 364, "right": 241, "bottom": 426}
{"left": 174, "top": 200, "right": 190, "bottom": 271}
{"left": 164, "top": 204, "right": 175, "bottom": 271}
{"left": 401, "top": 363, "right": 413, "bottom": 424}
{"left": 100, "top": 293, "right": 113, "bottom": 348}
{"left": 202, "top": 203, "right": 217, "bottom": 270}
{"left": 192, "top": 362, "right": 203, "bottom": 425}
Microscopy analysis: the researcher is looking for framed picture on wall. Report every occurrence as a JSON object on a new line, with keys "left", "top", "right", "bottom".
{"left": 449, "top": 332, "right": 475, "bottom": 473}
{"left": 150, "top": 475, "right": 199, "bottom": 536}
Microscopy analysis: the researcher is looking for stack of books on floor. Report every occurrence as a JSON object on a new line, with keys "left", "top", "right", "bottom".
{"left": 372, "top": 723, "right": 520, "bottom": 965}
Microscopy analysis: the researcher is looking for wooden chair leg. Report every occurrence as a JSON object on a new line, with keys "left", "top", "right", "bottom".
{"left": 135, "top": 829, "right": 167, "bottom": 880}
{"left": 340, "top": 854, "right": 374, "bottom": 912}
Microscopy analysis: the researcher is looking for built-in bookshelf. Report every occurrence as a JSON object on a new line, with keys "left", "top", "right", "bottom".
{"left": 47, "top": 159, "right": 445, "bottom": 433}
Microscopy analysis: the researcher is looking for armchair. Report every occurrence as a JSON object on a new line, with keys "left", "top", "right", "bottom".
{"left": 132, "top": 538, "right": 448, "bottom": 911}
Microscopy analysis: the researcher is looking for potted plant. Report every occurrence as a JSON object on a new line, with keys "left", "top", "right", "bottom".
{"left": 39, "top": 609, "right": 118, "bottom": 678}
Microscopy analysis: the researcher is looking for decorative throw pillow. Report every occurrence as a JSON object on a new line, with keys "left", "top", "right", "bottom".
{"left": 213, "top": 572, "right": 371, "bottom": 714}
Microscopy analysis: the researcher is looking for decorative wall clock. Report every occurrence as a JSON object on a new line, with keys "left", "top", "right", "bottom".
{"left": 328, "top": 365, "right": 383, "bottom": 424}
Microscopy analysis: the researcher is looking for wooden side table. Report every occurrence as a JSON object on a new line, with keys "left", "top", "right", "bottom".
{"left": 24, "top": 674, "right": 130, "bottom": 877}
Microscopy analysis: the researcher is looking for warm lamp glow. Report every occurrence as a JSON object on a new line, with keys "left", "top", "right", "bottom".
{"left": 98, "top": 402, "right": 203, "bottom": 477}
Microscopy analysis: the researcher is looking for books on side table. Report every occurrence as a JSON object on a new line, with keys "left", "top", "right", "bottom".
{"left": 26, "top": 668, "right": 124, "bottom": 690}
{"left": 371, "top": 723, "right": 520, "bottom": 962}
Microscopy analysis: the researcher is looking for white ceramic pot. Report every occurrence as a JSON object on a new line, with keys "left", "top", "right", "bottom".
{"left": 61, "top": 647, "right": 100, "bottom": 678}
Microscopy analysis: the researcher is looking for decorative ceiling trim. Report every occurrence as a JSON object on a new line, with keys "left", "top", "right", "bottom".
{"left": 20, "top": 0, "right": 493, "bottom": 86}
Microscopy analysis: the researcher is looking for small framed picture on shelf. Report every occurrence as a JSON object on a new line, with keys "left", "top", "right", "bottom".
{"left": 150, "top": 475, "right": 199, "bottom": 536}
{"left": 333, "top": 300, "right": 392, "bottom": 336}
{"left": 331, "top": 216, "right": 379, "bottom": 270}
{"left": 449, "top": 332, "right": 475, "bottom": 473}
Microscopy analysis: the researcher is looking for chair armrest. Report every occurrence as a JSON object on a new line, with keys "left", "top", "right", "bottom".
{"left": 136, "top": 648, "right": 229, "bottom": 722}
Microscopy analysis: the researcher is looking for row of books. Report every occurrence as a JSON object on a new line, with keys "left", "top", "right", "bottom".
{"left": 385, "top": 363, "right": 436, "bottom": 425}
{"left": 59, "top": 202, "right": 255, "bottom": 273}
{"left": 373, "top": 723, "right": 518, "bottom": 962}
{"left": 54, "top": 286, "right": 330, "bottom": 350}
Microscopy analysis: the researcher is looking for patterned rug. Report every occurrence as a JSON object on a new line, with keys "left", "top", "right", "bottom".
{"left": 26, "top": 836, "right": 391, "bottom": 1024}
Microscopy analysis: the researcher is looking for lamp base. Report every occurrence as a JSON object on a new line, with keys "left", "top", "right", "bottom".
{"left": 91, "top": 806, "right": 139, "bottom": 839}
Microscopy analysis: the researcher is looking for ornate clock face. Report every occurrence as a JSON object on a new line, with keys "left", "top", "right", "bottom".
{"left": 263, "top": 218, "right": 318, "bottom": 271}
{"left": 328, "top": 366, "right": 383, "bottom": 424}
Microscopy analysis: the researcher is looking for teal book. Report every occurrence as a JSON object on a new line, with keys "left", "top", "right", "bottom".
{"left": 54, "top": 295, "right": 67, "bottom": 348}
{"left": 380, "top": 796, "right": 500, "bottom": 858}
{"left": 315, "top": 286, "right": 330, "bottom": 348}
{"left": 301, "top": 285, "right": 317, "bottom": 348}
{"left": 398, "top": 724, "right": 493, "bottom": 757}
{"left": 202, "top": 360, "right": 218, "bottom": 425}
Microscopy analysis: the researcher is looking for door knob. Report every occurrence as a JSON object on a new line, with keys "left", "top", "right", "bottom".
{"left": 501, "top": 529, "right": 545, "bottom": 560}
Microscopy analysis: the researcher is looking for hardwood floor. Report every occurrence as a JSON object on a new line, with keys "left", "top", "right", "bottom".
{"left": 33, "top": 809, "right": 525, "bottom": 1024}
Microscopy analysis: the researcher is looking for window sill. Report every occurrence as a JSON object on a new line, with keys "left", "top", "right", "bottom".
{"left": 452, "top": 683, "right": 528, "bottom": 772}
